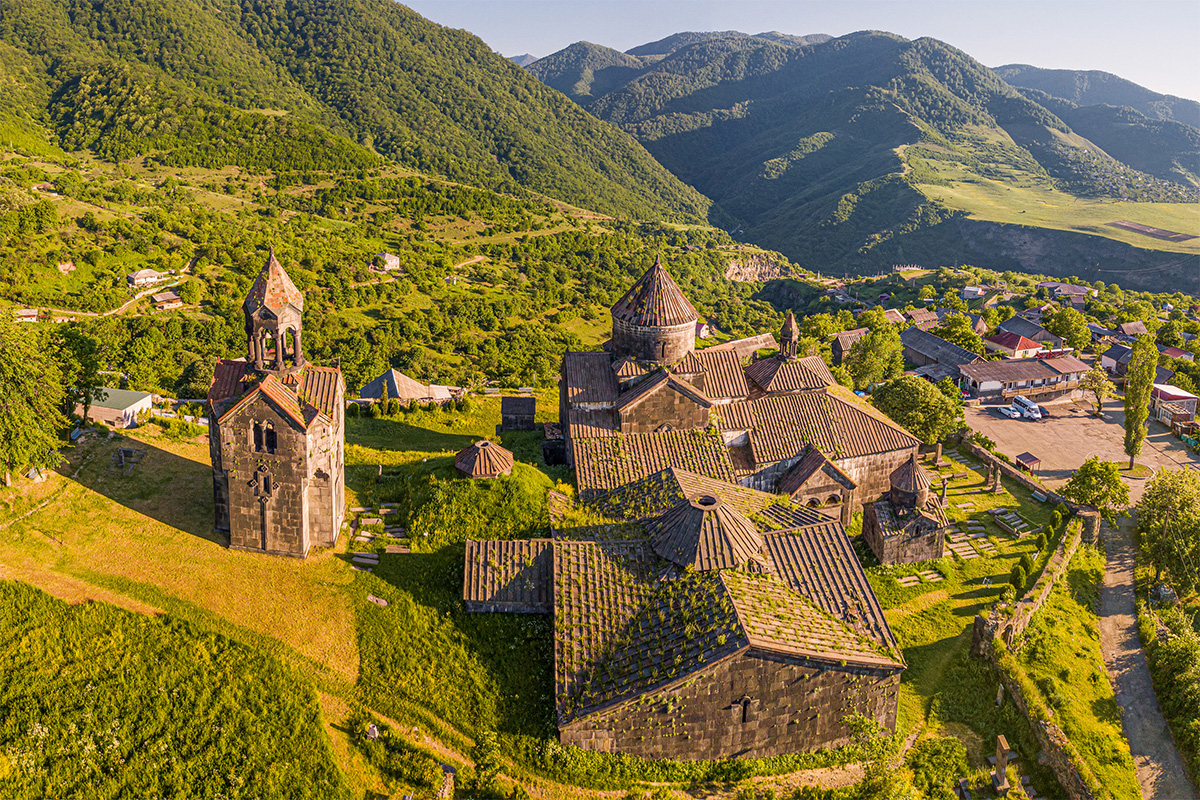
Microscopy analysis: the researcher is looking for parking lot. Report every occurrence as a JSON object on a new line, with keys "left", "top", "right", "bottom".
{"left": 964, "top": 397, "right": 1200, "bottom": 502}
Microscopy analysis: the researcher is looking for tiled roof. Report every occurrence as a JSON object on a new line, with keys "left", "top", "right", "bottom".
{"left": 571, "top": 431, "right": 737, "bottom": 498}
{"left": 554, "top": 546, "right": 745, "bottom": 722}
{"left": 615, "top": 370, "right": 712, "bottom": 411}
{"left": 704, "top": 333, "right": 779, "bottom": 358}
{"left": 610, "top": 258, "right": 698, "bottom": 328}
{"left": 959, "top": 358, "right": 1054, "bottom": 384}
{"left": 299, "top": 365, "right": 341, "bottom": 417}
{"left": 562, "top": 352, "right": 619, "bottom": 405}
{"left": 244, "top": 251, "right": 304, "bottom": 315}
{"left": 905, "top": 308, "right": 939, "bottom": 324}
{"left": 900, "top": 327, "right": 979, "bottom": 366}
{"left": 208, "top": 359, "right": 253, "bottom": 406}
{"left": 735, "top": 392, "right": 920, "bottom": 464}
{"left": 754, "top": 503, "right": 839, "bottom": 532}
{"left": 647, "top": 495, "right": 765, "bottom": 571}
{"left": 714, "top": 401, "right": 756, "bottom": 430}
{"left": 675, "top": 350, "right": 750, "bottom": 400}
{"left": 218, "top": 373, "right": 307, "bottom": 427}
{"left": 776, "top": 448, "right": 857, "bottom": 496}
{"left": 455, "top": 440, "right": 515, "bottom": 478}
{"left": 763, "top": 528, "right": 897, "bottom": 651}
{"left": 1118, "top": 320, "right": 1148, "bottom": 336}
{"left": 985, "top": 331, "right": 1042, "bottom": 352}
{"left": 883, "top": 309, "right": 906, "bottom": 325}
{"left": 463, "top": 539, "right": 552, "bottom": 611}
{"left": 612, "top": 356, "right": 650, "bottom": 380}
{"left": 721, "top": 570, "right": 901, "bottom": 669}
{"left": 889, "top": 453, "right": 931, "bottom": 493}
{"left": 594, "top": 467, "right": 777, "bottom": 521}
{"left": 567, "top": 408, "right": 619, "bottom": 438}
{"left": 744, "top": 354, "right": 835, "bottom": 393}
{"left": 832, "top": 327, "right": 869, "bottom": 348}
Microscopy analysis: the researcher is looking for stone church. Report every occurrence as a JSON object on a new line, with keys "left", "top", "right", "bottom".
{"left": 206, "top": 252, "right": 345, "bottom": 558}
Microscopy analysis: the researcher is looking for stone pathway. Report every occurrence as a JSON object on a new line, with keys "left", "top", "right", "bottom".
{"left": 1099, "top": 516, "right": 1198, "bottom": 800}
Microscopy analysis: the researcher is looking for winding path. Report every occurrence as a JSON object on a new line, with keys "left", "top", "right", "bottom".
{"left": 1099, "top": 516, "right": 1197, "bottom": 800}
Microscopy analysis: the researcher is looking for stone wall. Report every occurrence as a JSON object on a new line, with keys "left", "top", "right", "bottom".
{"left": 611, "top": 317, "right": 696, "bottom": 365}
{"left": 560, "top": 649, "right": 900, "bottom": 760}
{"left": 970, "top": 519, "right": 1109, "bottom": 800}
{"left": 863, "top": 503, "right": 945, "bottom": 565}
{"left": 619, "top": 386, "right": 709, "bottom": 435}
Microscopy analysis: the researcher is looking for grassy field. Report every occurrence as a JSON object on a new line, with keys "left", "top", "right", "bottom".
{"left": 914, "top": 160, "right": 1200, "bottom": 255}
{"left": 1017, "top": 544, "right": 1140, "bottom": 798}
{"left": 0, "top": 405, "right": 1131, "bottom": 797}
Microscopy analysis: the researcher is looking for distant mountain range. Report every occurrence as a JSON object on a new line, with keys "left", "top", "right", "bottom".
{"left": 524, "top": 30, "right": 1199, "bottom": 289}
{"left": 993, "top": 64, "right": 1200, "bottom": 127}
{"left": 508, "top": 54, "right": 540, "bottom": 67}
{"left": 0, "top": 0, "right": 709, "bottom": 222}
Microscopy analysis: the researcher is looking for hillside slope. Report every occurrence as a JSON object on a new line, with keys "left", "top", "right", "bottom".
{"left": 0, "top": 0, "right": 710, "bottom": 222}
{"left": 994, "top": 64, "right": 1200, "bottom": 127}
{"left": 529, "top": 30, "right": 1199, "bottom": 289}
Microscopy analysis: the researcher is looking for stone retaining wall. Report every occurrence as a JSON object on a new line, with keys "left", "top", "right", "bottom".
{"left": 971, "top": 519, "right": 1109, "bottom": 800}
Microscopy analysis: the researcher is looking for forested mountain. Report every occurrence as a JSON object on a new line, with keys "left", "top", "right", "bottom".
{"left": 528, "top": 30, "right": 1200, "bottom": 289}
{"left": 527, "top": 42, "right": 648, "bottom": 105}
{"left": 0, "top": 0, "right": 709, "bottom": 222}
{"left": 994, "top": 64, "right": 1200, "bottom": 127}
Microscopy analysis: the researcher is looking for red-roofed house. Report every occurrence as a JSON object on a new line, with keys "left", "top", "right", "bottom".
{"left": 1151, "top": 384, "right": 1197, "bottom": 425}
{"left": 984, "top": 331, "right": 1043, "bottom": 359}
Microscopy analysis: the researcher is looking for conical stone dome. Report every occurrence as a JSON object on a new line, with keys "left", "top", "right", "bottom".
{"left": 455, "top": 439, "right": 515, "bottom": 479}
{"left": 610, "top": 257, "right": 698, "bottom": 364}
{"left": 245, "top": 249, "right": 304, "bottom": 315}
{"left": 649, "top": 494, "right": 764, "bottom": 571}
{"left": 889, "top": 453, "right": 931, "bottom": 507}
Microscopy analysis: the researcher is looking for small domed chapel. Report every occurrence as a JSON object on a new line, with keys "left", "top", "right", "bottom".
{"left": 206, "top": 252, "right": 346, "bottom": 558}
{"left": 466, "top": 258, "right": 924, "bottom": 760}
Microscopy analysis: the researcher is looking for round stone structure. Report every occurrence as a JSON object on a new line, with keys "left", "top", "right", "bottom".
{"left": 610, "top": 257, "right": 698, "bottom": 365}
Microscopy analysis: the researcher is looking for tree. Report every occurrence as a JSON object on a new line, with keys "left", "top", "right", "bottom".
{"left": 1044, "top": 306, "right": 1092, "bottom": 352}
{"left": 872, "top": 375, "right": 963, "bottom": 444}
{"left": 1079, "top": 365, "right": 1116, "bottom": 417}
{"left": 1010, "top": 563, "right": 1028, "bottom": 593}
{"left": 845, "top": 713, "right": 917, "bottom": 800}
{"left": 0, "top": 313, "right": 66, "bottom": 484}
{"left": 54, "top": 326, "right": 104, "bottom": 422}
{"left": 175, "top": 355, "right": 215, "bottom": 399}
{"left": 177, "top": 278, "right": 204, "bottom": 305}
{"left": 1061, "top": 456, "right": 1130, "bottom": 522}
{"left": 1136, "top": 468, "right": 1200, "bottom": 592}
{"left": 931, "top": 312, "right": 985, "bottom": 355}
{"left": 845, "top": 325, "right": 904, "bottom": 390}
{"left": 1124, "top": 335, "right": 1158, "bottom": 469}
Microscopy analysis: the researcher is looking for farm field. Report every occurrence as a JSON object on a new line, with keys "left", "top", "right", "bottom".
{"left": 914, "top": 160, "right": 1200, "bottom": 256}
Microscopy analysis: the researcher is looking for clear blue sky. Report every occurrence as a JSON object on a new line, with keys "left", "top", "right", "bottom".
{"left": 405, "top": 0, "right": 1200, "bottom": 102}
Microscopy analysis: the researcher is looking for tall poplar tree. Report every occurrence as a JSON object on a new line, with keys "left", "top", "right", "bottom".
{"left": 1123, "top": 335, "right": 1157, "bottom": 470}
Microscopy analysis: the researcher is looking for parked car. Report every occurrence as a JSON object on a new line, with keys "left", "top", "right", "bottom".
{"left": 1038, "top": 405, "right": 1051, "bottom": 418}
{"left": 997, "top": 405, "right": 1019, "bottom": 418}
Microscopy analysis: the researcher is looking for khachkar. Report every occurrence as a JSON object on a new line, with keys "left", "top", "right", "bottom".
{"left": 205, "top": 251, "right": 346, "bottom": 557}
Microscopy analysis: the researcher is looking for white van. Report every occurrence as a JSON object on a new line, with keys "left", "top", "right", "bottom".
{"left": 1013, "top": 395, "right": 1041, "bottom": 420}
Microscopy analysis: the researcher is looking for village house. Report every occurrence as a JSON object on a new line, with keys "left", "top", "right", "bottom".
{"left": 13, "top": 308, "right": 38, "bottom": 323}
{"left": 1150, "top": 384, "right": 1198, "bottom": 426}
{"left": 984, "top": 331, "right": 1043, "bottom": 359}
{"left": 358, "top": 368, "right": 460, "bottom": 405}
{"left": 958, "top": 355, "right": 1088, "bottom": 401}
{"left": 899, "top": 328, "right": 980, "bottom": 376}
{"left": 1036, "top": 281, "right": 1096, "bottom": 300}
{"left": 1117, "top": 320, "right": 1148, "bottom": 338}
{"left": 76, "top": 387, "right": 153, "bottom": 428}
{"left": 206, "top": 252, "right": 345, "bottom": 559}
{"left": 998, "top": 316, "right": 1063, "bottom": 349}
{"left": 375, "top": 252, "right": 402, "bottom": 271}
{"left": 1161, "top": 346, "right": 1194, "bottom": 361}
{"left": 127, "top": 268, "right": 165, "bottom": 288}
{"left": 830, "top": 327, "right": 869, "bottom": 365}
{"left": 152, "top": 290, "right": 183, "bottom": 311}
{"left": 961, "top": 286, "right": 985, "bottom": 300}
{"left": 1101, "top": 344, "right": 1132, "bottom": 376}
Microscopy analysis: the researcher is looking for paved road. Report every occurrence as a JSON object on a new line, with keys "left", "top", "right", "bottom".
{"left": 1099, "top": 517, "right": 1198, "bottom": 800}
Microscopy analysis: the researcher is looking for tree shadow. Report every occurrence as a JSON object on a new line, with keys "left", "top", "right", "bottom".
{"left": 57, "top": 432, "right": 227, "bottom": 547}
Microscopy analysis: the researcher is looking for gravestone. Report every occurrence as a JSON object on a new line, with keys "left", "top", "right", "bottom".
{"left": 992, "top": 465, "right": 1003, "bottom": 493}
{"left": 992, "top": 734, "right": 1011, "bottom": 794}
{"left": 995, "top": 683, "right": 1004, "bottom": 707}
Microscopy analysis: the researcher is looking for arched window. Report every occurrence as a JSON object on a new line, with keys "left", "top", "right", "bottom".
{"left": 806, "top": 498, "right": 821, "bottom": 508}
{"left": 264, "top": 422, "right": 277, "bottom": 454}
{"left": 253, "top": 422, "right": 264, "bottom": 452}
{"left": 826, "top": 494, "right": 842, "bottom": 506}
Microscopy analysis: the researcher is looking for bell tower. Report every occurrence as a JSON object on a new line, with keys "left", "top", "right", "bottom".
{"left": 244, "top": 250, "right": 306, "bottom": 375}
{"left": 779, "top": 312, "right": 800, "bottom": 360}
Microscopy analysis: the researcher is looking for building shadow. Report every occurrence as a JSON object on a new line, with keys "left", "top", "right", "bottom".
{"left": 57, "top": 433, "right": 227, "bottom": 547}
{"left": 345, "top": 417, "right": 479, "bottom": 454}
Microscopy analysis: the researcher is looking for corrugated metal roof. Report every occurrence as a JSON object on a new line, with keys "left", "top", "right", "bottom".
{"left": 900, "top": 327, "right": 979, "bottom": 366}
{"left": 89, "top": 387, "right": 152, "bottom": 411}
{"left": 610, "top": 257, "right": 698, "bottom": 328}
{"left": 1042, "top": 355, "right": 1089, "bottom": 375}
{"left": 959, "top": 359, "right": 1054, "bottom": 384}
{"left": 985, "top": 331, "right": 1042, "bottom": 352}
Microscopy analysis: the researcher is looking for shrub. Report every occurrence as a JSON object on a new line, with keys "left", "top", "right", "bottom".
{"left": 1034, "top": 531, "right": 1048, "bottom": 552}
{"left": 149, "top": 415, "right": 205, "bottom": 441}
{"left": 906, "top": 736, "right": 968, "bottom": 799}
{"left": 346, "top": 401, "right": 361, "bottom": 418}
{"left": 1010, "top": 564, "right": 1028, "bottom": 593}
{"left": 1050, "top": 510, "right": 1063, "bottom": 533}
{"left": 1019, "top": 553, "right": 1034, "bottom": 576}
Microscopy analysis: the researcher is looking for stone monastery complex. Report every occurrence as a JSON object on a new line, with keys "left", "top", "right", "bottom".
{"left": 463, "top": 258, "right": 952, "bottom": 759}
{"left": 200, "top": 253, "right": 955, "bottom": 760}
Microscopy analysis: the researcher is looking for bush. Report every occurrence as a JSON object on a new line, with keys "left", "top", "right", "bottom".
{"left": 149, "top": 415, "right": 206, "bottom": 441}
{"left": 346, "top": 402, "right": 361, "bottom": 418}
{"left": 906, "top": 736, "right": 968, "bottom": 799}
{"left": 1050, "top": 510, "right": 1063, "bottom": 533}
{"left": 1018, "top": 553, "right": 1034, "bottom": 576}
{"left": 1034, "top": 531, "right": 1048, "bottom": 552}
{"left": 1010, "top": 564, "right": 1028, "bottom": 593}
